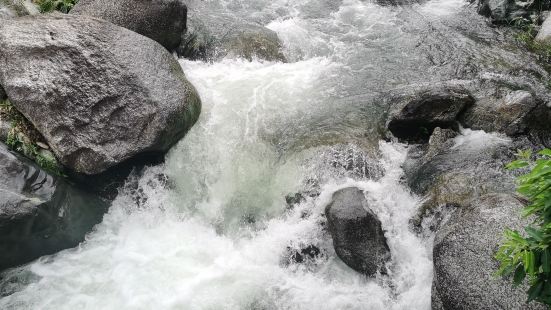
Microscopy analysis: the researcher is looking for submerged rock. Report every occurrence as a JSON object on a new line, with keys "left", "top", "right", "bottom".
{"left": 0, "top": 143, "right": 108, "bottom": 271}
{"left": 0, "top": 14, "right": 201, "bottom": 175}
{"left": 325, "top": 187, "right": 390, "bottom": 276}
{"left": 432, "top": 194, "right": 546, "bottom": 310}
{"left": 386, "top": 83, "right": 474, "bottom": 142}
{"left": 178, "top": 3, "right": 286, "bottom": 62}
{"left": 71, "top": 0, "right": 187, "bottom": 51}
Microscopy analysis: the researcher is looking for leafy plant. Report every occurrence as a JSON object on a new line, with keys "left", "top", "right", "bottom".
{"left": 496, "top": 149, "right": 551, "bottom": 306}
{"left": 33, "top": 0, "right": 78, "bottom": 13}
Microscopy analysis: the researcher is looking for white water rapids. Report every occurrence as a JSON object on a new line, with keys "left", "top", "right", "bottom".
{"left": 0, "top": 0, "right": 484, "bottom": 308}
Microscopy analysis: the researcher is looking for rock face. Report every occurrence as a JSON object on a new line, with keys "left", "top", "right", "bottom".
{"left": 460, "top": 90, "right": 538, "bottom": 136}
{"left": 71, "top": 0, "right": 187, "bottom": 51}
{"left": 178, "top": 3, "right": 286, "bottom": 62}
{"left": 386, "top": 83, "right": 474, "bottom": 142}
{"left": 536, "top": 15, "right": 551, "bottom": 43}
{"left": 0, "top": 143, "right": 108, "bottom": 271}
{"left": 432, "top": 194, "right": 546, "bottom": 310}
{"left": 0, "top": 14, "right": 201, "bottom": 175}
{"left": 325, "top": 187, "right": 390, "bottom": 276}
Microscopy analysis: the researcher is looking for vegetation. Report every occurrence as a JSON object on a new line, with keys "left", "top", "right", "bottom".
{"left": 0, "top": 99, "right": 64, "bottom": 176}
{"left": 496, "top": 149, "right": 551, "bottom": 306}
{"left": 33, "top": 0, "right": 78, "bottom": 13}
{"left": 512, "top": 18, "right": 551, "bottom": 65}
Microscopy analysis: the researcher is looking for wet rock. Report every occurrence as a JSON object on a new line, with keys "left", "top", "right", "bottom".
{"left": 477, "top": 0, "right": 517, "bottom": 23}
{"left": 460, "top": 90, "right": 540, "bottom": 136}
{"left": 432, "top": 194, "right": 546, "bottom": 310}
{"left": 178, "top": 3, "right": 285, "bottom": 62}
{"left": 71, "top": 0, "right": 187, "bottom": 51}
{"left": 0, "top": 14, "right": 201, "bottom": 175}
{"left": 325, "top": 187, "right": 390, "bottom": 276}
{"left": 0, "top": 142, "right": 108, "bottom": 271}
{"left": 286, "top": 245, "right": 323, "bottom": 264}
{"left": 386, "top": 83, "right": 474, "bottom": 142}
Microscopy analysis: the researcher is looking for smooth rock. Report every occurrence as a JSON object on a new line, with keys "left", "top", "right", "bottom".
{"left": 536, "top": 14, "right": 551, "bottom": 43}
{"left": 178, "top": 3, "right": 285, "bottom": 62}
{"left": 432, "top": 193, "right": 546, "bottom": 310}
{"left": 325, "top": 187, "right": 390, "bottom": 276}
{"left": 0, "top": 142, "right": 108, "bottom": 271}
{"left": 71, "top": 0, "right": 187, "bottom": 51}
{"left": 460, "top": 90, "right": 539, "bottom": 136}
{"left": 0, "top": 14, "right": 201, "bottom": 175}
{"left": 386, "top": 83, "right": 475, "bottom": 142}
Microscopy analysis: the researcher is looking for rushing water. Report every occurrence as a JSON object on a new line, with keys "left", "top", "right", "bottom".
{"left": 0, "top": 0, "right": 539, "bottom": 309}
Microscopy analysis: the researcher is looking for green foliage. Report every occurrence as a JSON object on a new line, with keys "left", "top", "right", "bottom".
{"left": 513, "top": 20, "right": 551, "bottom": 66}
{"left": 496, "top": 149, "right": 551, "bottom": 306}
{"left": 34, "top": 0, "right": 78, "bottom": 13}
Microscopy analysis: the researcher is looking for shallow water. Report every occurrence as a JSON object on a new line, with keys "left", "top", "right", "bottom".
{"left": 0, "top": 0, "right": 541, "bottom": 309}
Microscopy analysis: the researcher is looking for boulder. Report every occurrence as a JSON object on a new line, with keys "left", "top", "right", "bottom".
{"left": 0, "top": 142, "right": 108, "bottom": 271}
{"left": 386, "top": 83, "right": 474, "bottom": 142}
{"left": 477, "top": 0, "right": 517, "bottom": 23}
{"left": 536, "top": 14, "right": 551, "bottom": 43}
{"left": 325, "top": 187, "right": 390, "bottom": 276}
{"left": 178, "top": 3, "right": 285, "bottom": 62}
{"left": 0, "top": 14, "right": 201, "bottom": 175}
{"left": 460, "top": 90, "right": 540, "bottom": 136}
{"left": 71, "top": 0, "right": 187, "bottom": 51}
{"left": 432, "top": 194, "right": 546, "bottom": 310}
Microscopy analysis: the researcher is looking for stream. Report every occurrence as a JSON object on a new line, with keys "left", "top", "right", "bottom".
{"left": 0, "top": 0, "right": 534, "bottom": 309}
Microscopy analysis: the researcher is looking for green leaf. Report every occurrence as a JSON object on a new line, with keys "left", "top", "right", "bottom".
{"left": 527, "top": 280, "right": 544, "bottom": 302}
{"left": 543, "top": 249, "right": 551, "bottom": 274}
{"left": 526, "top": 227, "right": 544, "bottom": 242}
{"left": 507, "top": 160, "right": 529, "bottom": 170}
{"left": 539, "top": 149, "right": 551, "bottom": 157}
{"left": 513, "top": 265, "right": 527, "bottom": 285}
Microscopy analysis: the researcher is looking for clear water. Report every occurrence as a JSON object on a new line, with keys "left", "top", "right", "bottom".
{"left": 0, "top": 0, "right": 533, "bottom": 309}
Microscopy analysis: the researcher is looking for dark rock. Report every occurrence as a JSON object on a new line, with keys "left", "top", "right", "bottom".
{"left": 0, "top": 142, "right": 108, "bottom": 271}
{"left": 0, "top": 85, "right": 6, "bottom": 101}
{"left": 460, "top": 90, "right": 540, "bottom": 136}
{"left": 287, "top": 245, "right": 322, "bottom": 264}
{"left": 325, "top": 187, "right": 390, "bottom": 276}
{"left": 386, "top": 83, "right": 475, "bottom": 142}
{"left": 432, "top": 194, "right": 546, "bottom": 310}
{"left": 0, "top": 14, "right": 201, "bottom": 175}
{"left": 477, "top": 0, "right": 517, "bottom": 23}
{"left": 178, "top": 3, "right": 285, "bottom": 62}
{"left": 71, "top": 0, "right": 187, "bottom": 51}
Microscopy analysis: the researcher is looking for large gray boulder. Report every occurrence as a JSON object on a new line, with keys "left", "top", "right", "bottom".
{"left": 432, "top": 194, "right": 546, "bottom": 310}
{"left": 0, "top": 13, "right": 201, "bottom": 175}
{"left": 386, "top": 83, "right": 474, "bottom": 142}
{"left": 71, "top": 0, "right": 187, "bottom": 51}
{"left": 325, "top": 187, "right": 390, "bottom": 276}
{"left": 0, "top": 142, "right": 108, "bottom": 271}
{"left": 178, "top": 2, "right": 286, "bottom": 62}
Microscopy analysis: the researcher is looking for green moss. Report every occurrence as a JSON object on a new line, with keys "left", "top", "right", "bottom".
{"left": 1, "top": 99, "right": 64, "bottom": 176}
